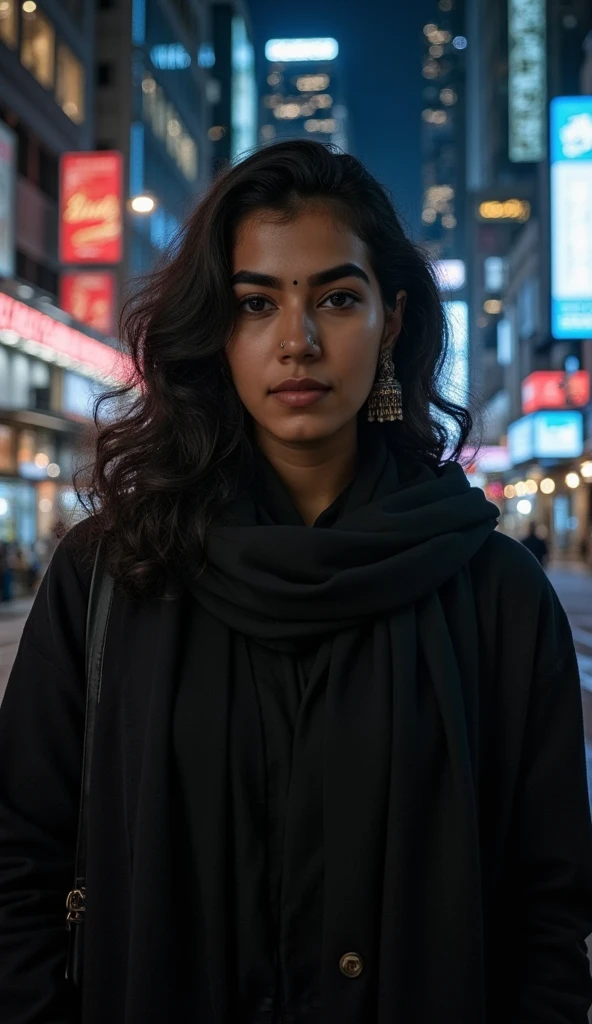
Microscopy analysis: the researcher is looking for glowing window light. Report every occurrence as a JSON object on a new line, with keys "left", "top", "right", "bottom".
{"left": 517, "top": 499, "right": 532, "bottom": 514}
{"left": 540, "top": 477, "right": 556, "bottom": 493}
{"left": 581, "top": 461, "right": 592, "bottom": 480}
{"left": 566, "top": 472, "right": 580, "bottom": 488}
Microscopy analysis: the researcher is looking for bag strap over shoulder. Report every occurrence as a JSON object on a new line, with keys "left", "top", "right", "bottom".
{"left": 65, "top": 535, "right": 114, "bottom": 987}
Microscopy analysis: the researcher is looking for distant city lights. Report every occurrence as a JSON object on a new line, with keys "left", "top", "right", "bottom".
{"left": 540, "top": 478, "right": 556, "bottom": 494}
{"left": 452, "top": 36, "right": 467, "bottom": 49}
{"left": 565, "top": 472, "right": 581, "bottom": 489}
{"left": 478, "top": 199, "right": 531, "bottom": 222}
{"left": 516, "top": 499, "right": 532, "bottom": 515}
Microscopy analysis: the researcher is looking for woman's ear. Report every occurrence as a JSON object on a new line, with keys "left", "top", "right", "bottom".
{"left": 381, "top": 290, "right": 407, "bottom": 353}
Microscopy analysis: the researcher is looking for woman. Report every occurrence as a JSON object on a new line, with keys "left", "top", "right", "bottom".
{"left": 1, "top": 140, "right": 591, "bottom": 1024}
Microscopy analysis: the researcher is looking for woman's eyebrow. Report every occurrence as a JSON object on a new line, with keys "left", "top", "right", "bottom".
{"left": 231, "top": 263, "right": 370, "bottom": 290}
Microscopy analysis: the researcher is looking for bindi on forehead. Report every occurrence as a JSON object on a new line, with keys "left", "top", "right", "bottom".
{"left": 293, "top": 280, "right": 298, "bottom": 285}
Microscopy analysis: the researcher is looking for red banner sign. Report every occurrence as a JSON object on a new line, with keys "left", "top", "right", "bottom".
{"left": 60, "top": 271, "right": 116, "bottom": 336}
{"left": 522, "top": 370, "right": 590, "bottom": 415}
{"left": 0, "top": 293, "right": 131, "bottom": 383}
{"left": 60, "top": 151, "right": 123, "bottom": 265}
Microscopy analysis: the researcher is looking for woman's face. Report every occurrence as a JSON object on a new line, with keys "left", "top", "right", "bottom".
{"left": 226, "top": 207, "right": 406, "bottom": 448}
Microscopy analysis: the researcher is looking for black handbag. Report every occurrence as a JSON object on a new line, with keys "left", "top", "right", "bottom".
{"left": 65, "top": 538, "right": 114, "bottom": 987}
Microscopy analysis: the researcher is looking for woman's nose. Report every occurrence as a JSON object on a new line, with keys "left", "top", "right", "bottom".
{"left": 278, "top": 316, "right": 320, "bottom": 357}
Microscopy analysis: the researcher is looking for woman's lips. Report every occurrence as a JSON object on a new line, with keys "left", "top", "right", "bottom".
{"left": 271, "top": 389, "right": 331, "bottom": 407}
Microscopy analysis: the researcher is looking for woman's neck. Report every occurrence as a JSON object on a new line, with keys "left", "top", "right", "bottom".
{"left": 256, "top": 422, "right": 358, "bottom": 526}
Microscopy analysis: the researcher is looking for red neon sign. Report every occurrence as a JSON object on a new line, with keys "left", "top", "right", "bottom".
{"left": 0, "top": 293, "right": 131, "bottom": 383}
{"left": 60, "top": 151, "right": 123, "bottom": 265}
{"left": 522, "top": 370, "right": 590, "bottom": 415}
{"left": 60, "top": 271, "right": 116, "bottom": 336}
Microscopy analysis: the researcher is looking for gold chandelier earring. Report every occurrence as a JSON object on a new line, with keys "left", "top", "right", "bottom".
{"left": 367, "top": 348, "right": 403, "bottom": 423}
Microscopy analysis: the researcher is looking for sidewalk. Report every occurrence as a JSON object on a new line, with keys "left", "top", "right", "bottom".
{"left": 0, "top": 597, "right": 35, "bottom": 619}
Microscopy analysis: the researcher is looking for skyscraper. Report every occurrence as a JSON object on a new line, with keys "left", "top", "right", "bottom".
{"left": 261, "top": 37, "right": 348, "bottom": 153}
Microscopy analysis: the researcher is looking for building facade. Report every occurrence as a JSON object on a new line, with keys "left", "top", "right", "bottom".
{"left": 94, "top": 0, "right": 214, "bottom": 282}
{"left": 208, "top": 0, "right": 257, "bottom": 175}
{"left": 261, "top": 37, "right": 348, "bottom": 153}
{"left": 0, "top": 0, "right": 125, "bottom": 559}
{"left": 464, "top": 0, "right": 592, "bottom": 558}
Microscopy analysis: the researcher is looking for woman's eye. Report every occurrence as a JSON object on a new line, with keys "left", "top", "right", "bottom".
{"left": 238, "top": 295, "right": 272, "bottom": 314}
{"left": 322, "top": 291, "right": 358, "bottom": 309}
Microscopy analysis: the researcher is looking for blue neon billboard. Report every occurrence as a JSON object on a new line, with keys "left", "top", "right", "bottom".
{"left": 508, "top": 410, "right": 584, "bottom": 465}
{"left": 550, "top": 96, "right": 592, "bottom": 339}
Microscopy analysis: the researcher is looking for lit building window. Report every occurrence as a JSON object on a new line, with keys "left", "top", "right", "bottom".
{"left": 274, "top": 102, "right": 301, "bottom": 120}
{"left": 422, "top": 108, "right": 448, "bottom": 125}
{"left": 56, "top": 43, "right": 84, "bottom": 124}
{"left": 303, "top": 118, "right": 336, "bottom": 134}
{"left": 440, "top": 88, "right": 456, "bottom": 105}
{"left": 0, "top": 0, "right": 17, "bottom": 48}
{"left": 422, "top": 59, "right": 440, "bottom": 79}
{"left": 141, "top": 74, "right": 197, "bottom": 181}
{"left": 484, "top": 299, "right": 502, "bottom": 314}
{"left": 442, "top": 213, "right": 457, "bottom": 228}
{"left": 295, "top": 73, "right": 329, "bottom": 92}
{"left": 267, "top": 72, "right": 280, "bottom": 86}
{"left": 439, "top": 0, "right": 453, "bottom": 9}
{"left": 422, "top": 208, "right": 437, "bottom": 224}
{"left": 260, "top": 125, "right": 275, "bottom": 141}
{"left": 21, "top": 5, "right": 55, "bottom": 89}
{"left": 429, "top": 44, "right": 444, "bottom": 57}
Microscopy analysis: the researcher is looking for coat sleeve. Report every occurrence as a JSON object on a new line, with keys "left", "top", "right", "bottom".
{"left": 0, "top": 529, "right": 91, "bottom": 1023}
{"left": 513, "top": 583, "right": 592, "bottom": 1022}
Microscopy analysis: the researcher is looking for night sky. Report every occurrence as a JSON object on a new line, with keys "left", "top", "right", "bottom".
{"left": 247, "top": 0, "right": 434, "bottom": 238}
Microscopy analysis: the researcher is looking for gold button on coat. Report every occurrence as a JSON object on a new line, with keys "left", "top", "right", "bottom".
{"left": 339, "top": 952, "right": 364, "bottom": 978}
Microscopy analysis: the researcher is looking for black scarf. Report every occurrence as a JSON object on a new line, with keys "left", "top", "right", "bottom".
{"left": 177, "top": 435, "right": 499, "bottom": 1022}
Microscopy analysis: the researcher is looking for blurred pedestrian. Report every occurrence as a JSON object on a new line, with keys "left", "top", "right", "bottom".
{"left": 1, "top": 141, "right": 591, "bottom": 1023}
{"left": 521, "top": 521, "right": 549, "bottom": 566}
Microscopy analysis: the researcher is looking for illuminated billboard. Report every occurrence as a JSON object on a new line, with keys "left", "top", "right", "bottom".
{"left": 265, "top": 38, "right": 339, "bottom": 63}
{"left": 60, "top": 271, "right": 116, "bottom": 336}
{"left": 521, "top": 370, "right": 590, "bottom": 414}
{"left": 60, "top": 152, "right": 123, "bottom": 265}
{"left": 508, "top": 0, "right": 546, "bottom": 162}
{"left": 508, "top": 410, "right": 584, "bottom": 464}
{"left": 550, "top": 96, "right": 592, "bottom": 339}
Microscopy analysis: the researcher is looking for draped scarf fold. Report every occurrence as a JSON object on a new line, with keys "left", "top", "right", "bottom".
{"left": 178, "top": 436, "right": 499, "bottom": 1023}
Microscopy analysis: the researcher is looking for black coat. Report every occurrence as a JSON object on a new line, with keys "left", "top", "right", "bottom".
{"left": 1, "top": 522, "right": 592, "bottom": 1023}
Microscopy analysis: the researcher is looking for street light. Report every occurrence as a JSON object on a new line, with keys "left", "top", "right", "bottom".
{"left": 130, "top": 194, "right": 156, "bottom": 214}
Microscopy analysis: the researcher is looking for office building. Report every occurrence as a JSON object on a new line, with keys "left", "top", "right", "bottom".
{"left": 419, "top": 0, "right": 467, "bottom": 266}
{"left": 95, "top": 0, "right": 214, "bottom": 280}
{"left": 261, "top": 37, "right": 349, "bottom": 153}
{"left": 208, "top": 0, "right": 257, "bottom": 175}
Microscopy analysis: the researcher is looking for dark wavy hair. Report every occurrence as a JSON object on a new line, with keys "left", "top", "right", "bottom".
{"left": 75, "top": 140, "right": 473, "bottom": 597}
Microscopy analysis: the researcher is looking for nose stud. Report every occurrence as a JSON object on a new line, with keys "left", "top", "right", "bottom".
{"left": 279, "top": 336, "right": 319, "bottom": 350}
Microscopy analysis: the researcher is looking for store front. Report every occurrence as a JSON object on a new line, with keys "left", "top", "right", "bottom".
{"left": 0, "top": 285, "right": 131, "bottom": 551}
